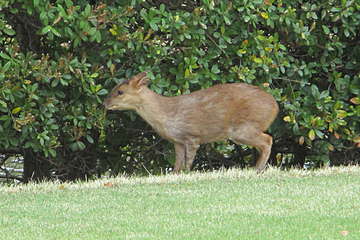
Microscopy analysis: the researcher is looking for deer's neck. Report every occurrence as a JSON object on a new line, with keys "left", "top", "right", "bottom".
{"left": 135, "top": 88, "right": 173, "bottom": 133}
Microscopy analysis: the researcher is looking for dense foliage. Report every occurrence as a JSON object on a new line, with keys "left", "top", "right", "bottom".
{"left": 0, "top": 0, "right": 359, "bottom": 182}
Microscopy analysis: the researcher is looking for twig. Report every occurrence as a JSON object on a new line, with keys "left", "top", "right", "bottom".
{"left": 274, "top": 77, "right": 310, "bottom": 85}
{"left": 205, "top": 32, "right": 230, "bottom": 60}
{"left": 144, "top": 139, "right": 164, "bottom": 155}
{"left": 141, "top": 162, "right": 153, "bottom": 176}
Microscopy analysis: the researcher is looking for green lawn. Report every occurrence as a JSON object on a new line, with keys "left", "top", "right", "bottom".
{"left": 1, "top": 167, "right": 360, "bottom": 240}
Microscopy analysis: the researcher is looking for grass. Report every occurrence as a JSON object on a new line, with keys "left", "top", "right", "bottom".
{"left": 1, "top": 166, "right": 360, "bottom": 240}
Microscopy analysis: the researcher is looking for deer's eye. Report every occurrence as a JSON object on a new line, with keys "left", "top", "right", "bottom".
{"left": 117, "top": 90, "right": 124, "bottom": 95}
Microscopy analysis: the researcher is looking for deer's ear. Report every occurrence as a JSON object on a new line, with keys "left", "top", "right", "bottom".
{"left": 129, "top": 72, "right": 149, "bottom": 88}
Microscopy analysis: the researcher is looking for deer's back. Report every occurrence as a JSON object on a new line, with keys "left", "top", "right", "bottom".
{"left": 162, "top": 83, "right": 278, "bottom": 143}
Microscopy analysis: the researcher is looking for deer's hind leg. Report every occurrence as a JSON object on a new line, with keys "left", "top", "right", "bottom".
{"left": 230, "top": 125, "right": 273, "bottom": 173}
{"left": 174, "top": 143, "right": 185, "bottom": 173}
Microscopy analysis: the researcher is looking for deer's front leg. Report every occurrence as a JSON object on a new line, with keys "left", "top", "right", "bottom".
{"left": 184, "top": 143, "right": 199, "bottom": 171}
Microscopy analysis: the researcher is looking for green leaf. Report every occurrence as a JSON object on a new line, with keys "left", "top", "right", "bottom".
{"left": 315, "top": 129, "right": 324, "bottom": 138}
{"left": 90, "top": 72, "right": 99, "bottom": 78}
{"left": 97, "top": 89, "right": 108, "bottom": 96}
{"left": 322, "top": 25, "right": 330, "bottom": 34}
{"left": 319, "top": 90, "right": 329, "bottom": 99}
{"left": 33, "top": 0, "right": 39, "bottom": 7}
{"left": 260, "top": 12, "right": 269, "bottom": 20}
{"left": 84, "top": 4, "right": 91, "bottom": 17}
{"left": 51, "top": 78, "right": 59, "bottom": 87}
{"left": 308, "top": 129, "right": 315, "bottom": 141}
{"left": 77, "top": 141, "right": 86, "bottom": 150}
{"left": 283, "top": 116, "right": 291, "bottom": 122}
{"left": 41, "top": 26, "right": 52, "bottom": 35}
{"left": 86, "top": 135, "right": 94, "bottom": 144}
{"left": 0, "top": 115, "right": 10, "bottom": 121}
{"left": 9, "top": 8, "right": 19, "bottom": 14}
{"left": 49, "top": 149, "right": 57, "bottom": 157}
{"left": 184, "top": 68, "right": 191, "bottom": 78}
{"left": 70, "top": 142, "right": 78, "bottom": 151}
{"left": 353, "top": 136, "right": 360, "bottom": 143}
{"left": 62, "top": 74, "right": 72, "bottom": 80}
{"left": 243, "top": 16, "right": 251, "bottom": 22}
{"left": 211, "top": 64, "right": 220, "bottom": 74}
{"left": 88, "top": 27, "right": 97, "bottom": 36}
{"left": 57, "top": 4, "right": 67, "bottom": 17}
{"left": 336, "top": 110, "right": 347, "bottom": 119}
{"left": 0, "top": 52, "right": 11, "bottom": 60}
{"left": 95, "top": 31, "right": 102, "bottom": 43}
{"left": 3, "top": 61, "right": 11, "bottom": 72}
{"left": 3, "top": 27, "right": 16, "bottom": 36}
{"left": 11, "top": 107, "right": 22, "bottom": 114}
{"left": 149, "top": 21, "right": 158, "bottom": 31}
{"left": 40, "top": 11, "right": 47, "bottom": 22}
{"left": 311, "top": 85, "right": 320, "bottom": 98}
{"left": 224, "top": 16, "right": 231, "bottom": 25}
{"left": 39, "top": 138, "right": 45, "bottom": 146}
{"left": 253, "top": 57, "right": 263, "bottom": 64}
{"left": 50, "top": 26, "right": 62, "bottom": 37}
{"left": 0, "top": 100, "right": 7, "bottom": 108}
{"left": 350, "top": 97, "right": 360, "bottom": 105}
{"left": 65, "top": 0, "right": 73, "bottom": 8}
{"left": 50, "top": 124, "right": 59, "bottom": 130}
{"left": 60, "top": 78, "right": 69, "bottom": 86}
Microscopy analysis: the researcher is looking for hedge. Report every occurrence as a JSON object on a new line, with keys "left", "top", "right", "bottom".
{"left": 0, "top": 0, "right": 359, "bottom": 182}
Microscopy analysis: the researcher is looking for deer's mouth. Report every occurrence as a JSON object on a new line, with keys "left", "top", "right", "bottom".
{"left": 105, "top": 104, "right": 116, "bottom": 110}
{"left": 103, "top": 101, "right": 115, "bottom": 109}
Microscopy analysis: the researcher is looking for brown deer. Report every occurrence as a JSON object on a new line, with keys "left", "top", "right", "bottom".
{"left": 103, "top": 72, "right": 279, "bottom": 173}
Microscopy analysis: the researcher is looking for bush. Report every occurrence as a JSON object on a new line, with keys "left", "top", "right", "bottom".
{"left": 0, "top": 0, "right": 359, "bottom": 182}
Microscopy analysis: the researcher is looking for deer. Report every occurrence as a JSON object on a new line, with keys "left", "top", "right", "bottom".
{"left": 103, "top": 72, "right": 279, "bottom": 173}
